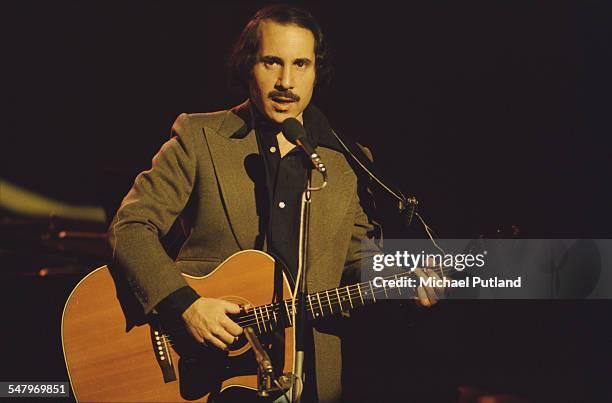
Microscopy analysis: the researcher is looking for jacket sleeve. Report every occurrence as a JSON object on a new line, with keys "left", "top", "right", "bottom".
{"left": 107, "top": 113, "right": 199, "bottom": 317}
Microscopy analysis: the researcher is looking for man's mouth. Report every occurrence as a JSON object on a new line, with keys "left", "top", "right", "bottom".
{"left": 271, "top": 96, "right": 295, "bottom": 104}
{"left": 271, "top": 97, "right": 296, "bottom": 112}
{"left": 269, "top": 90, "right": 300, "bottom": 111}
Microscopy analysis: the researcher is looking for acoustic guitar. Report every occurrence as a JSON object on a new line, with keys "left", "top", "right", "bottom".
{"left": 62, "top": 249, "right": 423, "bottom": 402}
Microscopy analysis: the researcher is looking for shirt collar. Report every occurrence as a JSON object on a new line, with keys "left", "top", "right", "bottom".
{"left": 231, "top": 100, "right": 342, "bottom": 153}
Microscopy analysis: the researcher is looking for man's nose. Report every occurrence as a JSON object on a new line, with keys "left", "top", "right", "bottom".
{"left": 276, "top": 66, "right": 293, "bottom": 90}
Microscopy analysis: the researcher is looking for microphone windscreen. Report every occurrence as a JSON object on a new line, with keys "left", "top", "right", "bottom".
{"left": 281, "top": 118, "right": 306, "bottom": 145}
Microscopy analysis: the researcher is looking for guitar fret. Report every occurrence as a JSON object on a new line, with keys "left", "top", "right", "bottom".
{"left": 308, "top": 294, "right": 317, "bottom": 318}
{"left": 356, "top": 284, "right": 365, "bottom": 305}
{"left": 260, "top": 307, "right": 268, "bottom": 332}
{"left": 316, "top": 292, "right": 324, "bottom": 317}
{"left": 346, "top": 285, "right": 354, "bottom": 309}
{"left": 382, "top": 281, "right": 389, "bottom": 299}
{"left": 335, "top": 288, "right": 343, "bottom": 311}
{"left": 325, "top": 290, "right": 333, "bottom": 315}
{"left": 264, "top": 305, "right": 271, "bottom": 329}
{"left": 395, "top": 274, "right": 402, "bottom": 296}
{"left": 254, "top": 307, "right": 262, "bottom": 333}
{"left": 369, "top": 282, "right": 376, "bottom": 303}
{"left": 259, "top": 307, "right": 272, "bottom": 332}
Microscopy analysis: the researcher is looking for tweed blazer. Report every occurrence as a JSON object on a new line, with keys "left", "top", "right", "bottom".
{"left": 108, "top": 100, "right": 380, "bottom": 402}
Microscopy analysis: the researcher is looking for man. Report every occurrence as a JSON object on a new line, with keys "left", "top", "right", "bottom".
{"left": 108, "top": 5, "right": 441, "bottom": 402}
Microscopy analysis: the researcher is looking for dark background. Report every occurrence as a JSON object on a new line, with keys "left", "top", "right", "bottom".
{"left": 2, "top": 1, "right": 611, "bottom": 401}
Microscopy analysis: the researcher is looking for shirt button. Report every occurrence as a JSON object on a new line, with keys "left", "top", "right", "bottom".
{"left": 278, "top": 201, "right": 286, "bottom": 209}
{"left": 269, "top": 146, "right": 277, "bottom": 153}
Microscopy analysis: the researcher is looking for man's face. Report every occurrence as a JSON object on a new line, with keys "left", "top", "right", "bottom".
{"left": 249, "top": 20, "right": 316, "bottom": 124}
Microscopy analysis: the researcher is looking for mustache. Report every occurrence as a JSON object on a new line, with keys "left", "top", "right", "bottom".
{"left": 268, "top": 90, "right": 300, "bottom": 102}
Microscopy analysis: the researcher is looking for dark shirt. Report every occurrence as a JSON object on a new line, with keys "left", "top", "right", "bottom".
{"left": 255, "top": 123, "right": 312, "bottom": 283}
{"left": 157, "top": 109, "right": 317, "bottom": 318}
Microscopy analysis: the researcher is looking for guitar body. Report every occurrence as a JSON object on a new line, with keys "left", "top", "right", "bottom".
{"left": 62, "top": 250, "right": 294, "bottom": 402}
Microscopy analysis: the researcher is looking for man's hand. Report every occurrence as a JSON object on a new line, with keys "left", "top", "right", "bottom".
{"left": 412, "top": 268, "right": 445, "bottom": 307}
{"left": 181, "top": 297, "right": 243, "bottom": 350}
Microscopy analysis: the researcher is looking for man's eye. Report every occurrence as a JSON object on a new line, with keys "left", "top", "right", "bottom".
{"left": 264, "top": 60, "right": 280, "bottom": 68}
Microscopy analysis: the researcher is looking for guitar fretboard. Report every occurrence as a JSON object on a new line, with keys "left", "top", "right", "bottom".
{"left": 235, "top": 267, "right": 450, "bottom": 334}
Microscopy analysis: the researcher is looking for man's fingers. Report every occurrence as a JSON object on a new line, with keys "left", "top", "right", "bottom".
{"left": 204, "top": 333, "right": 229, "bottom": 351}
{"left": 223, "top": 301, "right": 242, "bottom": 314}
{"left": 187, "top": 321, "right": 233, "bottom": 350}
{"left": 422, "top": 269, "right": 438, "bottom": 304}
{"left": 211, "top": 326, "right": 236, "bottom": 346}
{"left": 221, "top": 316, "right": 243, "bottom": 337}
{"left": 413, "top": 267, "right": 441, "bottom": 307}
{"left": 426, "top": 268, "right": 445, "bottom": 297}
{"left": 416, "top": 286, "right": 431, "bottom": 307}
{"left": 181, "top": 298, "right": 245, "bottom": 350}
{"left": 186, "top": 325, "right": 204, "bottom": 344}
{"left": 413, "top": 267, "right": 426, "bottom": 278}
{"left": 413, "top": 268, "right": 430, "bottom": 306}
{"left": 424, "top": 284, "right": 438, "bottom": 305}
{"left": 426, "top": 268, "right": 441, "bottom": 280}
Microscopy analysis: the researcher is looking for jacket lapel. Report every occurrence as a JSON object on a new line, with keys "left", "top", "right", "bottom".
{"left": 202, "top": 101, "right": 261, "bottom": 250}
{"left": 202, "top": 101, "right": 355, "bottom": 270}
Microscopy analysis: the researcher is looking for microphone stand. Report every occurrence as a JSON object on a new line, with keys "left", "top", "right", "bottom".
{"left": 244, "top": 324, "right": 298, "bottom": 400}
{"left": 292, "top": 167, "right": 327, "bottom": 403}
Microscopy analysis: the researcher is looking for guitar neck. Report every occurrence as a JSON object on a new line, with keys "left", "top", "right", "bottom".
{"left": 238, "top": 266, "right": 453, "bottom": 334}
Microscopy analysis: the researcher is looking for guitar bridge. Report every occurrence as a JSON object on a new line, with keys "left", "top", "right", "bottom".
{"left": 150, "top": 319, "right": 177, "bottom": 383}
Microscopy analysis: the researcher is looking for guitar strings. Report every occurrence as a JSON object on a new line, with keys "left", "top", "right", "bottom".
{"left": 232, "top": 265, "right": 447, "bottom": 323}
{"left": 158, "top": 274, "right": 430, "bottom": 345}
{"left": 159, "top": 280, "right": 417, "bottom": 349}
{"left": 157, "top": 266, "right": 436, "bottom": 331}
{"left": 213, "top": 206, "right": 450, "bottom": 329}
{"left": 158, "top": 265, "right": 448, "bottom": 338}
{"left": 159, "top": 274, "right": 444, "bottom": 349}
{"left": 230, "top": 265, "right": 446, "bottom": 326}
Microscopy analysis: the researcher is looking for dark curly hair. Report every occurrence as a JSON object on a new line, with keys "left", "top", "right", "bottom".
{"left": 228, "top": 5, "right": 332, "bottom": 91}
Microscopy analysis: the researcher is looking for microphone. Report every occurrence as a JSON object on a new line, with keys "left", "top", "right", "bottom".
{"left": 281, "top": 118, "right": 327, "bottom": 174}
